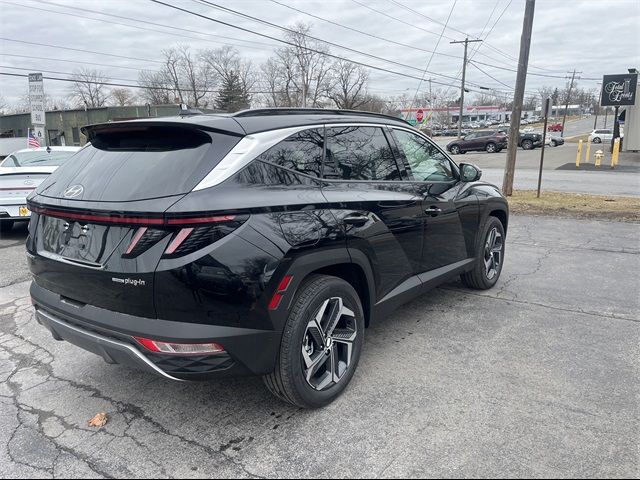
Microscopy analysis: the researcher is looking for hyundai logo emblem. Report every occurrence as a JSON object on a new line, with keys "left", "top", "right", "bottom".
{"left": 63, "top": 185, "right": 84, "bottom": 198}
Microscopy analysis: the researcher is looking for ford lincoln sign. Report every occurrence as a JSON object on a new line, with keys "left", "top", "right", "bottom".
{"left": 601, "top": 73, "right": 638, "bottom": 107}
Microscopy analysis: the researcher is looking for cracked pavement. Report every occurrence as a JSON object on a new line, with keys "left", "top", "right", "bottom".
{"left": 0, "top": 216, "right": 638, "bottom": 478}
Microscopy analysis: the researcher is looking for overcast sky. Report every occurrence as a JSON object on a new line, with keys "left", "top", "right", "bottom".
{"left": 1, "top": 0, "right": 639, "bottom": 108}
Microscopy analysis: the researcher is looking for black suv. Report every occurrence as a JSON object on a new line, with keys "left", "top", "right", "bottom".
{"left": 446, "top": 130, "right": 508, "bottom": 154}
{"left": 26, "top": 109, "right": 508, "bottom": 408}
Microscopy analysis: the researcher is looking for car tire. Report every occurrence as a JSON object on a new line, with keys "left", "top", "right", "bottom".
{"left": 461, "top": 216, "right": 505, "bottom": 290}
{"left": 485, "top": 142, "right": 497, "bottom": 153}
{"left": 0, "top": 220, "right": 14, "bottom": 234}
{"left": 592, "top": 137, "right": 601, "bottom": 143}
{"left": 550, "top": 140, "right": 557, "bottom": 147}
{"left": 450, "top": 145, "right": 461, "bottom": 154}
{"left": 521, "top": 139, "right": 534, "bottom": 150}
{"left": 263, "top": 274, "right": 365, "bottom": 409}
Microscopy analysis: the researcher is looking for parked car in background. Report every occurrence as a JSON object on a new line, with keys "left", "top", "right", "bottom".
{"left": 588, "top": 128, "right": 623, "bottom": 143}
{"left": 545, "top": 136, "right": 564, "bottom": 147}
{"left": 496, "top": 128, "right": 543, "bottom": 150}
{"left": 548, "top": 123, "right": 563, "bottom": 132}
{"left": 0, "top": 146, "right": 80, "bottom": 232}
{"left": 446, "top": 130, "right": 508, "bottom": 154}
{"left": 26, "top": 109, "right": 508, "bottom": 408}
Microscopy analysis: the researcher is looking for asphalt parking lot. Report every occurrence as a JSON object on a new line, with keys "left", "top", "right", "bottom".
{"left": 1, "top": 215, "right": 639, "bottom": 478}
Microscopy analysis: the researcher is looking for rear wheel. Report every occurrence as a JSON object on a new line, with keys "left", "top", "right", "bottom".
{"left": 263, "top": 275, "right": 364, "bottom": 409}
{"left": 592, "top": 137, "right": 601, "bottom": 143}
{"left": 550, "top": 139, "right": 557, "bottom": 147}
{"left": 461, "top": 216, "right": 505, "bottom": 290}
{"left": 521, "top": 139, "right": 534, "bottom": 150}
{"left": 485, "top": 142, "right": 497, "bottom": 153}
{"left": 0, "top": 220, "right": 14, "bottom": 234}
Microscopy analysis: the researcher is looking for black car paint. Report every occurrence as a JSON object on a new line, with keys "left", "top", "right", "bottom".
{"left": 27, "top": 112, "right": 508, "bottom": 380}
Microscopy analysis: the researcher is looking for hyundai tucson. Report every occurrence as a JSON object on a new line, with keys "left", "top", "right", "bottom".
{"left": 26, "top": 109, "right": 508, "bottom": 408}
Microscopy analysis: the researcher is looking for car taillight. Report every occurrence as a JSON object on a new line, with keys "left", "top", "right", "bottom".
{"left": 134, "top": 337, "right": 225, "bottom": 355}
{"left": 161, "top": 215, "right": 247, "bottom": 258}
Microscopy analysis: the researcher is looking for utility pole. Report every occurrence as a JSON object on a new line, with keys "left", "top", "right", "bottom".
{"left": 502, "top": 0, "right": 536, "bottom": 197}
{"left": 560, "top": 69, "right": 581, "bottom": 137}
{"left": 451, "top": 37, "right": 482, "bottom": 138}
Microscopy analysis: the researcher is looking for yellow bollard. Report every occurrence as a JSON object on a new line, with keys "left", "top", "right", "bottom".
{"left": 584, "top": 138, "right": 591, "bottom": 164}
{"left": 575, "top": 139, "right": 583, "bottom": 168}
{"left": 595, "top": 149, "right": 603, "bottom": 168}
{"left": 611, "top": 138, "right": 620, "bottom": 168}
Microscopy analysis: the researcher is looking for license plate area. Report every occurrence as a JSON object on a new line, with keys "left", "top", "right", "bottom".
{"left": 19, "top": 206, "right": 30, "bottom": 217}
{"left": 39, "top": 216, "right": 128, "bottom": 264}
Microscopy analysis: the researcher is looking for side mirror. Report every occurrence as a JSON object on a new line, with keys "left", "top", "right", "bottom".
{"left": 460, "top": 163, "right": 482, "bottom": 182}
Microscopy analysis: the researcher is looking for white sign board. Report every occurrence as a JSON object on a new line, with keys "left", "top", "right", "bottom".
{"left": 28, "top": 73, "right": 46, "bottom": 125}
{"left": 32, "top": 125, "right": 46, "bottom": 146}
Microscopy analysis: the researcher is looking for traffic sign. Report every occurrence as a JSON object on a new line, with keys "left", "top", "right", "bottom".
{"left": 416, "top": 109, "right": 424, "bottom": 123}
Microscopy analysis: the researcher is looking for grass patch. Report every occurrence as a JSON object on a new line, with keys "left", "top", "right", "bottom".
{"left": 565, "top": 134, "right": 589, "bottom": 144}
{"left": 508, "top": 190, "right": 640, "bottom": 222}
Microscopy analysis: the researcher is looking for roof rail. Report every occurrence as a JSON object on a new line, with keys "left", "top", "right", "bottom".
{"left": 232, "top": 108, "right": 410, "bottom": 125}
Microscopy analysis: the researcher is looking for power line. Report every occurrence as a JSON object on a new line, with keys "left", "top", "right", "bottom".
{"left": 190, "top": 0, "right": 470, "bottom": 83}
{"left": 0, "top": 71, "right": 272, "bottom": 94}
{"left": 469, "top": 61, "right": 515, "bottom": 90}
{"left": 1, "top": 53, "right": 149, "bottom": 72}
{"left": 5, "top": 0, "right": 277, "bottom": 51}
{"left": 406, "top": 0, "right": 458, "bottom": 118}
{"left": 148, "top": 0, "right": 475, "bottom": 91}
{"left": 268, "top": 0, "right": 463, "bottom": 61}
{"left": 0, "top": 37, "right": 163, "bottom": 64}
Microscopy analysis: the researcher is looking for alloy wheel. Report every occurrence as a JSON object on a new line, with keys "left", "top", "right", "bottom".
{"left": 486, "top": 143, "right": 496, "bottom": 153}
{"left": 484, "top": 227, "right": 503, "bottom": 280}
{"left": 302, "top": 297, "right": 358, "bottom": 391}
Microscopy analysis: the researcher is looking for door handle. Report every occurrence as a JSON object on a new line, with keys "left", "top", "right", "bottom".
{"left": 343, "top": 214, "right": 369, "bottom": 226}
{"left": 425, "top": 206, "right": 442, "bottom": 216}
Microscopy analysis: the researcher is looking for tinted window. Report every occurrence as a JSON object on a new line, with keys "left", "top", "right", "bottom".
{"left": 256, "top": 128, "right": 323, "bottom": 177}
{"left": 1, "top": 150, "right": 77, "bottom": 167}
{"left": 393, "top": 129, "right": 455, "bottom": 182}
{"left": 325, "top": 126, "right": 400, "bottom": 181}
{"left": 464, "top": 133, "right": 476, "bottom": 140}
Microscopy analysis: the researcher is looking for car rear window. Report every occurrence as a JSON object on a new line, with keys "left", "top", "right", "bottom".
{"left": 36, "top": 126, "right": 241, "bottom": 201}
{"left": 1, "top": 150, "right": 77, "bottom": 167}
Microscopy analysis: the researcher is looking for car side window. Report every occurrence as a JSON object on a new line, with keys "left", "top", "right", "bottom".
{"left": 257, "top": 128, "right": 323, "bottom": 177}
{"left": 324, "top": 126, "right": 400, "bottom": 181}
{"left": 392, "top": 129, "right": 456, "bottom": 182}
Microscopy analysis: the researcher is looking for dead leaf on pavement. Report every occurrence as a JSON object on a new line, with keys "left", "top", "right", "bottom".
{"left": 88, "top": 412, "right": 108, "bottom": 428}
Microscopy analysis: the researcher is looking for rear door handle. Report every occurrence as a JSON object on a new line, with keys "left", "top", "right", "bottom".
{"left": 343, "top": 214, "right": 369, "bottom": 226}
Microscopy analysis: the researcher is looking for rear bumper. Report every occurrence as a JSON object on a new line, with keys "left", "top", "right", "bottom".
{"left": 0, "top": 202, "right": 30, "bottom": 220}
{"left": 30, "top": 280, "right": 280, "bottom": 380}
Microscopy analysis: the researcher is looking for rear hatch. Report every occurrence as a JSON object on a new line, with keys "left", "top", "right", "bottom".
{"left": 28, "top": 121, "right": 244, "bottom": 317}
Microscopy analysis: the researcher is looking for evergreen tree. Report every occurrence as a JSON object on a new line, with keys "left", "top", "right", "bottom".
{"left": 215, "top": 71, "right": 250, "bottom": 112}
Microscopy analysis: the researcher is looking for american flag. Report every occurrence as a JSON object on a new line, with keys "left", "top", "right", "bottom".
{"left": 28, "top": 129, "right": 40, "bottom": 149}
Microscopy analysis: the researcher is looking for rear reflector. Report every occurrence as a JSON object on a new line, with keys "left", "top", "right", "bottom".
{"left": 268, "top": 274, "right": 294, "bottom": 311}
{"left": 134, "top": 337, "right": 225, "bottom": 355}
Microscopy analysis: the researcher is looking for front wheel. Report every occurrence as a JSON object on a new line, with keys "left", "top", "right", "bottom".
{"left": 550, "top": 140, "right": 557, "bottom": 147}
{"left": 461, "top": 216, "right": 505, "bottom": 290}
{"left": 263, "top": 275, "right": 364, "bottom": 409}
{"left": 485, "top": 142, "right": 497, "bottom": 153}
{"left": 592, "top": 137, "right": 601, "bottom": 143}
{"left": 450, "top": 145, "right": 461, "bottom": 155}
{"left": 521, "top": 139, "right": 534, "bottom": 150}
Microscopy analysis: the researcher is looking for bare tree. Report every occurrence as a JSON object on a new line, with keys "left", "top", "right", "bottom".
{"left": 202, "top": 46, "right": 255, "bottom": 108}
{"left": 138, "top": 46, "right": 214, "bottom": 107}
{"left": 328, "top": 60, "right": 368, "bottom": 109}
{"left": 111, "top": 88, "right": 136, "bottom": 106}
{"left": 138, "top": 70, "right": 174, "bottom": 105}
{"left": 68, "top": 68, "right": 110, "bottom": 108}
{"left": 261, "top": 22, "right": 333, "bottom": 108}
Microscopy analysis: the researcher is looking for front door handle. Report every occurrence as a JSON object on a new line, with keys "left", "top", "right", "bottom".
{"left": 343, "top": 214, "right": 369, "bottom": 226}
{"left": 425, "top": 206, "right": 442, "bottom": 216}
